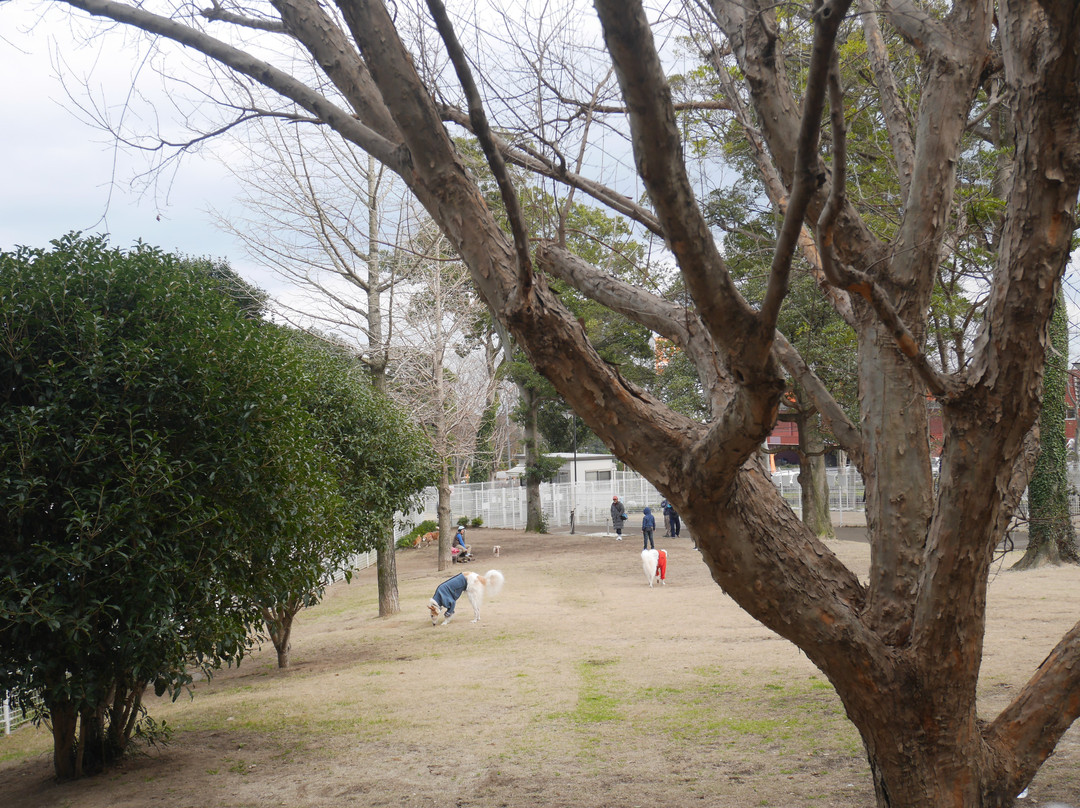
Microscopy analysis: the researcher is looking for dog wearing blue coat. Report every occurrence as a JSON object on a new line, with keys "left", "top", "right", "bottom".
{"left": 428, "top": 569, "right": 504, "bottom": 625}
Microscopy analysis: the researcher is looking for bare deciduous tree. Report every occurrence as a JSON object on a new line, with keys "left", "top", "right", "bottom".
{"left": 46, "top": 0, "right": 1080, "bottom": 803}
{"left": 390, "top": 228, "right": 497, "bottom": 568}
{"left": 213, "top": 118, "right": 424, "bottom": 614}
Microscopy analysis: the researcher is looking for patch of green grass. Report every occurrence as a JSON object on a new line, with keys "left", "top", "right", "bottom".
{"left": 721, "top": 717, "right": 787, "bottom": 736}
{"left": 227, "top": 757, "right": 250, "bottom": 774}
{"left": 572, "top": 691, "right": 621, "bottom": 724}
{"left": 540, "top": 657, "right": 627, "bottom": 745}
{"left": 568, "top": 659, "right": 623, "bottom": 724}
{"left": 0, "top": 723, "right": 52, "bottom": 764}
{"left": 659, "top": 669, "right": 860, "bottom": 760}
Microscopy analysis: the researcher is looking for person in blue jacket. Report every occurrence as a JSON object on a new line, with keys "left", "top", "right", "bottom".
{"left": 663, "top": 500, "right": 681, "bottom": 538}
{"left": 642, "top": 506, "right": 656, "bottom": 550}
{"left": 429, "top": 573, "right": 469, "bottom": 625}
{"left": 452, "top": 525, "right": 472, "bottom": 561}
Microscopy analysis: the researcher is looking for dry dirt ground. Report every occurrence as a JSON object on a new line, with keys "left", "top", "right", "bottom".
{"left": 3, "top": 528, "right": 1080, "bottom": 808}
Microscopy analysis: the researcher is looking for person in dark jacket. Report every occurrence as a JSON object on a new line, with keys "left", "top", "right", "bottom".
{"left": 610, "top": 495, "right": 628, "bottom": 539}
{"left": 642, "top": 506, "right": 656, "bottom": 550}
{"left": 666, "top": 502, "right": 681, "bottom": 538}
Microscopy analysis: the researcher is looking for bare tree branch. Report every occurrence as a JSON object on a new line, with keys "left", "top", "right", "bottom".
{"left": 438, "top": 103, "right": 663, "bottom": 236}
{"left": 857, "top": 0, "right": 915, "bottom": 199}
{"left": 593, "top": 0, "right": 764, "bottom": 384}
{"left": 270, "top": 0, "right": 401, "bottom": 141}
{"left": 424, "top": 0, "right": 534, "bottom": 292}
{"left": 201, "top": 1, "right": 286, "bottom": 33}
{"left": 64, "top": 0, "right": 407, "bottom": 172}
{"left": 759, "top": 0, "right": 854, "bottom": 340}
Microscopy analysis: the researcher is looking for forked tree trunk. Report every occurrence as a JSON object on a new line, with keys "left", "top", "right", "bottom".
{"left": 107, "top": 681, "right": 146, "bottom": 753}
{"left": 263, "top": 605, "right": 298, "bottom": 667}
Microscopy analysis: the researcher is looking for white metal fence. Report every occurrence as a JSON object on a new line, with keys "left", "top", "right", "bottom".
{"left": 3, "top": 693, "right": 41, "bottom": 736}
{"left": 401, "top": 471, "right": 670, "bottom": 532}
{"left": 404, "top": 467, "right": 869, "bottom": 532}
{"left": 405, "top": 462, "right": 1080, "bottom": 533}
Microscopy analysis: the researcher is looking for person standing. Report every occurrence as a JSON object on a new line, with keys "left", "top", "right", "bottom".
{"left": 660, "top": 498, "right": 672, "bottom": 537}
{"left": 642, "top": 506, "right": 656, "bottom": 550}
{"left": 668, "top": 502, "right": 681, "bottom": 538}
{"left": 610, "top": 495, "right": 628, "bottom": 540}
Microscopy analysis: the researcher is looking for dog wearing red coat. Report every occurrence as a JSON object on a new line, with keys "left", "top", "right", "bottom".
{"left": 641, "top": 548, "right": 667, "bottom": 587}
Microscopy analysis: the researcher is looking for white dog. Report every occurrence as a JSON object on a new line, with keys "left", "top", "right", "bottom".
{"left": 428, "top": 569, "right": 505, "bottom": 625}
{"left": 641, "top": 549, "right": 667, "bottom": 587}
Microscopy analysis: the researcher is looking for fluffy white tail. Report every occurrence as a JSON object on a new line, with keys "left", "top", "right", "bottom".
{"left": 481, "top": 569, "right": 504, "bottom": 596}
{"left": 641, "top": 549, "right": 659, "bottom": 585}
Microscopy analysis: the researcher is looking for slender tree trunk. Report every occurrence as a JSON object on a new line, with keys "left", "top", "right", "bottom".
{"left": 437, "top": 459, "right": 453, "bottom": 570}
{"left": 263, "top": 605, "right": 297, "bottom": 667}
{"left": 1016, "top": 289, "right": 1079, "bottom": 568}
{"left": 364, "top": 155, "right": 401, "bottom": 613}
{"left": 522, "top": 385, "right": 544, "bottom": 532}
{"left": 375, "top": 521, "right": 400, "bottom": 615}
{"left": 797, "top": 406, "right": 834, "bottom": 539}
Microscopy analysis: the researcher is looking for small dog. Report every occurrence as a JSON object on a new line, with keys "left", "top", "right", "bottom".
{"left": 641, "top": 549, "right": 667, "bottom": 587}
{"left": 428, "top": 569, "right": 505, "bottom": 625}
{"left": 492, "top": 545, "right": 501, "bottom": 556}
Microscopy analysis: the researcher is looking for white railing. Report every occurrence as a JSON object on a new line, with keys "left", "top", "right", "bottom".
{"left": 328, "top": 549, "right": 378, "bottom": 584}
{"left": 404, "top": 470, "right": 703, "bottom": 531}
{"left": 3, "top": 692, "right": 41, "bottom": 736}
{"left": 405, "top": 463, "right": 1080, "bottom": 532}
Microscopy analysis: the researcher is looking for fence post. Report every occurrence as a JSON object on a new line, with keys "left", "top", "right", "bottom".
{"left": 4, "top": 695, "right": 10, "bottom": 736}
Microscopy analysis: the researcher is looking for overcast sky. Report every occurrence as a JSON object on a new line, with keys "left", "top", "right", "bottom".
{"left": 5, "top": 3, "right": 1080, "bottom": 358}
{"left": 1, "top": 5, "right": 277, "bottom": 292}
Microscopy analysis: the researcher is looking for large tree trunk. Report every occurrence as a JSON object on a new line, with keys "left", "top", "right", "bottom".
{"left": 49, "top": 699, "right": 79, "bottom": 781}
